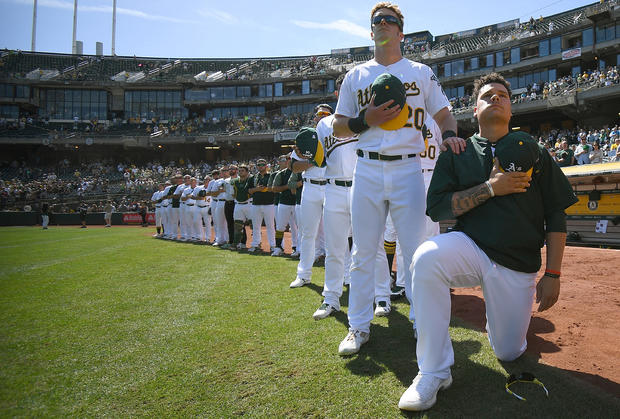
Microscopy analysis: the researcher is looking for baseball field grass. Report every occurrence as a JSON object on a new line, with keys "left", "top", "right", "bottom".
{"left": 0, "top": 226, "right": 618, "bottom": 418}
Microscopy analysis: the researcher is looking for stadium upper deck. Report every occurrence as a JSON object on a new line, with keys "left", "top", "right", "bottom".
{"left": 0, "top": 0, "right": 618, "bottom": 151}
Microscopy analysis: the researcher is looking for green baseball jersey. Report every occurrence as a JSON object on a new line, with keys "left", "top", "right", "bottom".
{"left": 250, "top": 172, "right": 274, "bottom": 205}
{"left": 273, "top": 168, "right": 296, "bottom": 206}
{"left": 231, "top": 176, "right": 251, "bottom": 202}
{"left": 556, "top": 148, "right": 574, "bottom": 167}
{"left": 427, "top": 132, "right": 578, "bottom": 273}
{"left": 268, "top": 171, "right": 280, "bottom": 205}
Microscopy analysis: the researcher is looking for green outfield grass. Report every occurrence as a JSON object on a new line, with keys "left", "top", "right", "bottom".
{"left": 0, "top": 226, "right": 618, "bottom": 417}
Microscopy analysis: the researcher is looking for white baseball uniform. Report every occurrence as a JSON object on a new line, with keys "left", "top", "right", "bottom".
{"left": 191, "top": 184, "right": 212, "bottom": 242}
{"left": 317, "top": 115, "right": 391, "bottom": 310}
{"left": 336, "top": 57, "right": 450, "bottom": 333}
{"left": 387, "top": 117, "right": 442, "bottom": 294}
{"left": 151, "top": 190, "right": 163, "bottom": 230}
{"left": 180, "top": 186, "right": 195, "bottom": 240}
{"left": 292, "top": 151, "right": 326, "bottom": 281}
{"left": 211, "top": 178, "right": 229, "bottom": 245}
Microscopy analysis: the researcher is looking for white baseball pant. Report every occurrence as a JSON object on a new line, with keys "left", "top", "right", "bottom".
{"left": 323, "top": 183, "right": 391, "bottom": 310}
{"left": 296, "top": 182, "right": 325, "bottom": 280}
{"left": 193, "top": 203, "right": 211, "bottom": 241}
{"left": 348, "top": 157, "right": 426, "bottom": 334}
{"left": 251, "top": 204, "right": 275, "bottom": 248}
{"left": 155, "top": 207, "right": 162, "bottom": 228}
{"left": 412, "top": 232, "right": 536, "bottom": 379}
{"left": 213, "top": 200, "right": 228, "bottom": 244}
{"left": 276, "top": 204, "right": 297, "bottom": 249}
{"left": 168, "top": 207, "right": 180, "bottom": 239}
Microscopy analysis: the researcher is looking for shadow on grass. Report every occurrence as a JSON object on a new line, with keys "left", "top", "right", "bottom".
{"left": 450, "top": 293, "right": 620, "bottom": 398}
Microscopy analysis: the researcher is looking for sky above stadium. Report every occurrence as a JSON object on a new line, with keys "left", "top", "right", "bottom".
{"left": 0, "top": 0, "right": 597, "bottom": 58}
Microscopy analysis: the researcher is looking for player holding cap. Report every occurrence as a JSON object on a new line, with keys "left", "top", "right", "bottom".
{"left": 332, "top": 2, "right": 464, "bottom": 355}
{"left": 399, "top": 73, "right": 577, "bottom": 411}
{"left": 191, "top": 175, "right": 212, "bottom": 243}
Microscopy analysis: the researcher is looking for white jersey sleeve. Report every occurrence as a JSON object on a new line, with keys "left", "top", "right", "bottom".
{"left": 422, "top": 65, "right": 451, "bottom": 117}
{"left": 335, "top": 70, "right": 358, "bottom": 118}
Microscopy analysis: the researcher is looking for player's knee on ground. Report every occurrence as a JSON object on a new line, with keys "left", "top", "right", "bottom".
{"left": 494, "top": 345, "right": 526, "bottom": 362}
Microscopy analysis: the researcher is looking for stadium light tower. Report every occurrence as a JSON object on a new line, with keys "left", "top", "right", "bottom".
{"left": 112, "top": 0, "right": 117, "bottom": 56}
{"left": 31, "top": 0, "right": 37, "bottom": 52}
{"left": 72, "top": 0, "right": 78, "bottom": 54}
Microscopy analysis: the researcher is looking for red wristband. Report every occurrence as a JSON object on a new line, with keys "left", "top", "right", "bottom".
{"left": 545, "top": 269, "right": 561, "bottom": 275}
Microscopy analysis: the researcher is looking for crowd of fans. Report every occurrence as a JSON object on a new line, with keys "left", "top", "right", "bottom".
{"left": 0, "top": 154, "right": 285, "bottom": 212}
{"left": 450, "top": 66, "right": 619, "bottom": 112}
{"left": 2, "top": 120, "right": 618, "bottom": 214}
{"left": 0, "top": 111, "right": 317, "bottom": 139}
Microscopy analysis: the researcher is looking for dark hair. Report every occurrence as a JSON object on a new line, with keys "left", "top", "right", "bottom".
{"left": 472, "top": 72, "right": 512, "bottom": 101}
{"left": 336, "top": 73, "right": 346, "bottom": 90}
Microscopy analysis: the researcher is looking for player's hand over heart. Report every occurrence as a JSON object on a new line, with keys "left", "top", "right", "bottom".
{"left": 488, "top": 158, "right": 530, "bottom": 196}
{"left": 363, "top": 93, "right": 401, "bottom": 127}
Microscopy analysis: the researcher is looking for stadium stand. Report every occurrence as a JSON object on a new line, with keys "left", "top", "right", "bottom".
{"left": 0, "top": 0, "right": 618, "bottom": 235}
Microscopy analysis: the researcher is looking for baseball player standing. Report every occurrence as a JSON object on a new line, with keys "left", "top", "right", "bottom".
{"left": 399, "top": 73, "right": 577, "bottom": 411}
{"left": 210, "top": 167, "right": 230, "bottom": 246}
{"left": 191, "top": 176, "right": 212, "bottom": 243}
{"left": 160, "top": 180, "right": 173, "bottom": 238}
{"left": 180, "top": 177, "right": 195, "bottom": 241}
{"left": 248, "top": 159, "right": 276, "bottom": 253}
{"left": 205, "top": 170, "right": 221, "bottom": 243}
{"left": 230, "top": 165, "right": 253, "bottom": 249}
{"left": 151, "top": 184, "right": 164, "bottom": 236}
{"left": 290, "top": 105, "right": 329, "bottom": 287}
{"left": 332, "top": 2, "right": 463, "bottom": 355}
{"left": 169, "top": 174, "right": 187, "bottom": 240}
{"left": 271, "top": 155, "right": 298, "bottom": 256}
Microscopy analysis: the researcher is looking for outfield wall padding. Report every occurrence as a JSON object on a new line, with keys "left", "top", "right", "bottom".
{"left": 0, "top": 212, "right": 151, "bottom": 226}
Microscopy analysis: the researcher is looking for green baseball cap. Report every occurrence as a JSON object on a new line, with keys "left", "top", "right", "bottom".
{"left": 371, "top": 73, "right": 411, "bottom": 131}
{"left": 495, "top": 134, "right": 539, "bottom": 177}
{"left": 295, "top": 127, "right": 325, "bottom": 167}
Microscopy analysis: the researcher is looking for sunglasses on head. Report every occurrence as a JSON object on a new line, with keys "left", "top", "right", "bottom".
{"left": 371, "top": 15, "right": 402, "bottom": 30}
{"left": 505, "top": 373, "right": 549, "bottom": 401}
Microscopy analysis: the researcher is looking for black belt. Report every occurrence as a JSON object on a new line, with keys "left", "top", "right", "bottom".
{"left": 214, "top": 199, "right": 224, "bottom": 202}
{"left": 357, "top": 149, "right": 417, "bottom": 161}
{"left": 162, "top": 205, "right": 169, "bottom": 207}
{"left": 422, "top": 169, "right": 434, "bottom": 173}
{"left": 328, "top": 179, "right": 352, "bottom": 187}
{"left": 186, "top": 203, "right": 194, "bottom": 206}
{"left": 303, "top": 178, "right": 327, "bottom": 185}
{"left": 155, "top": 205, "right": 161, "bottom": 208}
{"left": 236, "top": 201, "right": 249, "bottom": 205}
{"left": 197, "top": 205, "right": 207, "bottom": 208}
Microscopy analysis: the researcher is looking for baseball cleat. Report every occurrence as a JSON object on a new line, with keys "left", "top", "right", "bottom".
{"left": 237, "top": 243, "right": 246, "bottom": 250}
{"left": 390, "top": 285, "right": 406, "bottom": 300}
{"left": 338, "top": 330, "right": 369, "bottom": 355}
{"left": 313, "top": 303, "right": 338, "bottom": 320}
{"left": 289, "top": 276, "right": 310, "bottom": 288}
{"left": 290, "top": 250, "right": 300, "bottom": 258}
{"left": 374, "top": 301, "right": 391, "bottom": 317}
{"left": 271, "top": 247, "right": 284, "bottom": 256}
{"left": 398, "top": 373, "right": 452, "bottom": 411}
{"left": 248, "top": 246, "right": 258, "bottom": 253}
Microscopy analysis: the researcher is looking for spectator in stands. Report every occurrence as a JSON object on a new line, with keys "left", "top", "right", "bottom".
{"left": 574, "top": 136, "right": 591, "bottom": 165}
{"left": 589, "top": 141, "right": 603, "bottom": 164}
{"left": 556, "top": 140, "right": 575, "bottom": 167}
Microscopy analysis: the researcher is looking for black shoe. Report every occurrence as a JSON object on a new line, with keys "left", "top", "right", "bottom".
{"left": 390, "top": 285, "right": 405, "bottom": 300}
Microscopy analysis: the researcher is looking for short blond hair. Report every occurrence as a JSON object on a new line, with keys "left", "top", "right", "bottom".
{"left": 370, "top": 2, "right": 404, "bottom": 30}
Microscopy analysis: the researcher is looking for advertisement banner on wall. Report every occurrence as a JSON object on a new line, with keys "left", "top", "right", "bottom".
{"left": 122, "top": 213, "right": 155, "bottom": 224}
{"left": 562, "top": 48, "right": 582, "bottom": 60}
